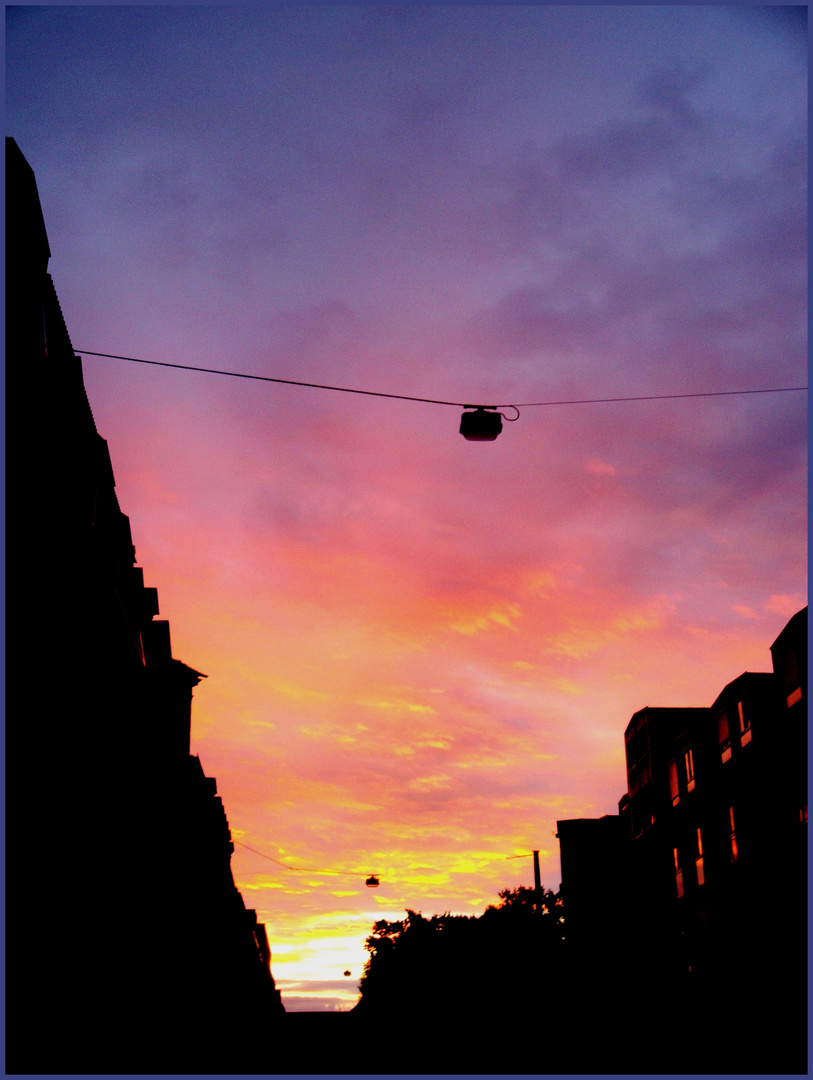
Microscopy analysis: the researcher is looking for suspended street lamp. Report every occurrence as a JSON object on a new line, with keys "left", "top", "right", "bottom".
{"left": 459, "top": 405, "right": 520, "bottom": 441}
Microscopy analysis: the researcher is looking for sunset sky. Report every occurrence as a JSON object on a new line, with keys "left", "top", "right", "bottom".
{"left": 7, "top": 5, "right": 806, "bottom": 1011}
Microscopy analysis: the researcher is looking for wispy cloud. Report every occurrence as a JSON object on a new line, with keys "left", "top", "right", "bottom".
{"left": 8, "top": 4, "right": 806, "bottom": 1010}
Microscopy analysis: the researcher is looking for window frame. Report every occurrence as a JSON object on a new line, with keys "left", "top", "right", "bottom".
{"left": 695, "top": 827, "right": 705, "bottom": 886}
{"left": 668, "top": 759, "right": 680, "bottom": 806}
{"left": 674, "top": 846, "right": 684, "bottom": 899}
{"left": 717, "top": 711, "right": 732, "bottom": 763}
{"left": 737, "top": 700, "right": 752, "bottom": 746}
{"left": 684, "top": 747, "right": 696, "bottom": 792}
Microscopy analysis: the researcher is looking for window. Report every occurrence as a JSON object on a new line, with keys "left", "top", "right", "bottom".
{"left": 629, "top": 758, "right": 652, "bottom": 797}
{"left": 674, "top": 847, "right": 684, "bottom": 898}
{"left": 737, "top": 701, "right": 751, "bottom": 746}
{"left": 684, "top": 748, "right": 695, "bottom": 792}
{"left": 729, "top": 807, "right": 738, "bottom": 863}
{"left": 717, "top": 712, "right": 731, "bottom": 763}
{"left": 668, "top": 760, "right": 679, "bottom": 806}
{"left": 695, "top": 828, "right": 705, "bottom": 886}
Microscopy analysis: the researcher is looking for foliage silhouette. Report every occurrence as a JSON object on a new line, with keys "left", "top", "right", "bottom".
{"left": 355, "top": 883, "right": 566, "bottom": 1024}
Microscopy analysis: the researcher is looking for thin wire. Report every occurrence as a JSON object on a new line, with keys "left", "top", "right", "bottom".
{"left": 234, "top": 840, "right": 380, "bottom": 877}
{"left": 512, "top": 386, "right": 807, "bottom": 407}
{"left": 78, "top": 350, "right": 469, "bottom": 407}
{"left": 76, "top": 349, "right": 806, "bottom": 410}
{"left": 234, "top": 839, "right": 534, "bottom": 877}
{"left": 397, "top": 852, "right": 535, "bottom": 871}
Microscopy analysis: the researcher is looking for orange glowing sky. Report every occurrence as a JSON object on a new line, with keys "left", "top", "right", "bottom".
{"left": 8, "top": 6, "right": 806, "bottom": 1010}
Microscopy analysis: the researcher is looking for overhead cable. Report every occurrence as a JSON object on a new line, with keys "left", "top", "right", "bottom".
{"left": 234, "top": 840, "right": 380, "bottom": 877}
{"left": 78, "top": 350, "right": 467, "bottom": 407}
{"left": 234, "top": 838, "right": 534, "bottom": 877}
{"left": 76, "top": 350, "right": 807, "bottom": 410}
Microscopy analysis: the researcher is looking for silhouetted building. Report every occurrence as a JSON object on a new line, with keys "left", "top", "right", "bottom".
{"left": 6, "top": 137, "right": 283, "bottom": 1074}
{"left": 557, "top": 608, "right": 807, "bottom": 1071}
{"left": 555, "top": 813, "right": 629, "bottom": 983}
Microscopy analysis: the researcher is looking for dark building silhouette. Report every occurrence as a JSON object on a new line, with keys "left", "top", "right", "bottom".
{"left": 557, "top": 608, "right": 807, "bottom": 1072}
{"left": 6, "top": 137, "right": 284, "bottom": 1074}
{"left": 555, "top": 813, "right": 629, "bottom": 982}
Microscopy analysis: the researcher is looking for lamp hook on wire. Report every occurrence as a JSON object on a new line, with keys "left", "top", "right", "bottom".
{"left": 459, "top": 404, "right": 520, "bottom": 441}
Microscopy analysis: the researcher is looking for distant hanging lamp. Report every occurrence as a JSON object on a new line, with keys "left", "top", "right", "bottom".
{"left": 365, "top": 875, "right": 380, "bottom": 888}
{"left": 459, "top": 405, "right": 520, "bottom": 441}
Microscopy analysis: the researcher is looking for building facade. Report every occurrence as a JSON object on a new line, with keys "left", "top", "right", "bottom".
{"left": 6, "top": 137, "right": 284, "bottom": 1073}
{"left": 557, "top": 608, "right": 807, "bottom": 1071}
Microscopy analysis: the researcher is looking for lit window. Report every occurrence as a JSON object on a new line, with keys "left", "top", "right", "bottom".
{"left": 684, "top": 748, "right": 695, "bottom": 792}
{"left": 668, "top": 760, "right": 679, "bottom": 806}
{"left": 737, "top": 701, "right": 752, "bottom": 746}
{"left": 717, "top": 712, "right": 731, "bottom": 763}
{"left": 787, "top": 686, "right": 802, "bottom": 708}
{"left": 674, "top": 847, "right": 684, "bottom": 898}
{"left": 729, "top": 807, "right": 738, "bottom": 863}
{"left": 695, "top": 828, "right": 705, "bottom": 886}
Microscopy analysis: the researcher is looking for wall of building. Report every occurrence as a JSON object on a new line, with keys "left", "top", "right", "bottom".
{"left": 557, "top": 607, "right": 807, "bottom": 1072}
{"left": 6, "top": 137, "right": 284, "bottom": 1074}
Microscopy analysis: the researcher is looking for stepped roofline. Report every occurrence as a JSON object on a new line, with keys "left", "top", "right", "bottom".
{"left": 6, "top": 137, "right": 51, "bottom": 277}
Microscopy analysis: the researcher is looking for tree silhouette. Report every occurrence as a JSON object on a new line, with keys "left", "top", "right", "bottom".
{"left": 487, "top": 883, "right": 564, "bottom": 919}
{"left": 355, "top": 884, "right": 566, "bottom": 1023}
